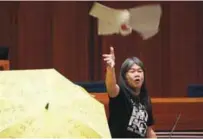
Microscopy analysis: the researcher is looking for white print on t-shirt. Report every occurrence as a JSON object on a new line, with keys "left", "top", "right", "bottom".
{"left": 127, "top": 104, "right": 148, "bottom": 137}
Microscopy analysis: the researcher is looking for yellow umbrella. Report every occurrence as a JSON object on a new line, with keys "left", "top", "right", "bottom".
{"left": 0, "top": 101, "right": 102, "bottom": 138}
{"left": 0, "top": 69, "right": 111, "bottom": 138}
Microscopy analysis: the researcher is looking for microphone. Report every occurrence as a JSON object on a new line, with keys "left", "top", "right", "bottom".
{"left": 169, "top": 112, "right": 181, "bottom": 139}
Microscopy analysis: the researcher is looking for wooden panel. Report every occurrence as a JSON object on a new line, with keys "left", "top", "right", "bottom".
{"left": 0, "top": 2, "right": 16, "bottom": 46}
{"left": 51, "top": 1, "right": 92, "bottom": 81}
{"left": 17, "top": 2, "right": 53, "bottom": 69}
{"left": 0, "top": 60, "right": 10, "bottom": 70}
{"left": 92, "top": 93, "right": 203, "bottom": 131}
{"left": 15, "top": 1, "right": 92, "bottom": 81}
{"left": 153, "top": 99, "right": 203, "bottom": 131}
{"left": 0, "top": 2, "right": 19, "bottom": 69}
{"left": 168, "top": 2, "right": 199, "bottom": 97}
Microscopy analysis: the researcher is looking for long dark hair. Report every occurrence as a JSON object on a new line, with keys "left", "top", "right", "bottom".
{"left": 118, "top": 57, "right": 150, "bottom": 108}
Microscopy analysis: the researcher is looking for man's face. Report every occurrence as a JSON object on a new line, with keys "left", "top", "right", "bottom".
{"left": 125, "top": 63, "right": 144, "bottom": 89}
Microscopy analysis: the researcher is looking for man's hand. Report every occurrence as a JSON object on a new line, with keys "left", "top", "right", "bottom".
{"left": 102, "top": 46, "right": 115, "bottom": 68}
{"left": 103, "top": 46, "right": 119, "bottom": 98}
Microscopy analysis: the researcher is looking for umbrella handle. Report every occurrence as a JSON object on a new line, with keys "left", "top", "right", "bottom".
{"left": 45, "top": 103, "right": 49, "bottom": 110}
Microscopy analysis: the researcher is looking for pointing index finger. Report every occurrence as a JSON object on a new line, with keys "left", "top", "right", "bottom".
{"left": 110, "top": 46, "right": 114, "bottom": 55}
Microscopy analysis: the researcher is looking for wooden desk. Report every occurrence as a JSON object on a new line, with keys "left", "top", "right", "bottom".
{"left": 0, "top": 60, "right": 10, "bottom": 70}
{"left": 91, "top": 93, "right": 203, "bottom": 131}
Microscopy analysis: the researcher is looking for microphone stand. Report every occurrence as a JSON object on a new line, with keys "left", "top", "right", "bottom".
{"left": 169, "top": 113, "right": 181, "bottom": 139}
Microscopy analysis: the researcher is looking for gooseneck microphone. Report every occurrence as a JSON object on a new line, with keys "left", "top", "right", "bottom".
{"left": 169, "top": 112, "right": 181, "bottom": 139}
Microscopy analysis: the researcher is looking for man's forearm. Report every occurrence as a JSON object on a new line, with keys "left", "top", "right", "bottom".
{"left": 105, "top": 67, "right": 118, "bottom": 97}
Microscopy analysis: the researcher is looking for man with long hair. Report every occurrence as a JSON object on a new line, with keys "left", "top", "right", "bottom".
{"left": 103, "top": 47, "right": 157, "bottom": 138}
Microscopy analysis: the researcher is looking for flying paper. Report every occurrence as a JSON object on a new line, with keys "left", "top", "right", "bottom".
{"left": 89, "top": 2, "right": 162, "bottom": 39}
{"left": 89, "top": 2, "right": 131, "bottom": 35}
{"left": 129, "top": 4, "right": 162, "bottom": 39}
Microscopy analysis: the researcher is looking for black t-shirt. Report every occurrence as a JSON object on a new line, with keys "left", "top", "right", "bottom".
{"left": 108, "top": 90, "right": 154, "bottom": 138}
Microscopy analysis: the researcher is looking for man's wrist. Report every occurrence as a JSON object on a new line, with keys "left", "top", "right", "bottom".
{"left": 107, "top": 66, "right": 115, "bottom": 71}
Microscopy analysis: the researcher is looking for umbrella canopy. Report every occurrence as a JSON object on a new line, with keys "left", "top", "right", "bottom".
{"left": 0, "top": 69, "right": 111, "bottom": 138}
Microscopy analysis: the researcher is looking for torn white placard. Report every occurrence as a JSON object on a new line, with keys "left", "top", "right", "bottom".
{"left": 89, "top": 2, "right": 131, "bottom": 35}
{"left": 89, "top": 2, "right": 162, "bottom": 39}
{"left": 129, "top": 4, "right": 162, "bottom": 39}
{"left": 98, "top": 20, "right": 120, "bottom": 35}
{"left": 90, "top": 2, "right": 130, "bottom": 25}
{"left": 139, "top": 29, "right": 159, "bottom": 40}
